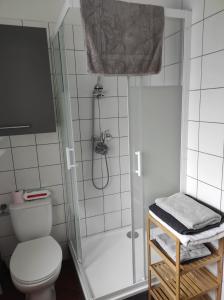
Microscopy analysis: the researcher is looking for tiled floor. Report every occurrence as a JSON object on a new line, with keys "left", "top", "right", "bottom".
{"left": 0, "top": 259, "right": 147, "bottom": 300}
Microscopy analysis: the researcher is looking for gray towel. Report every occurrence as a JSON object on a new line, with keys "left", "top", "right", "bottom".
{"left": 80, "top": 0, "right": 164, "bottom": 75}
{"left": 155, "top": 193, "right": 221, "bottom": 230}
{"left": 155, "top": 233, "right": 211, "bottom": 263}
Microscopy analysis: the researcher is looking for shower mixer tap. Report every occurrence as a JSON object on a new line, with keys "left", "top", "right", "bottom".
{"left": 93, "top": 130, "right": 112, "bottom": 143}
{"left": 94, "top": 130, "right": 112, "bottom": 156}
{"left": 91, "top": 77, "right": 111, "bottom": 190}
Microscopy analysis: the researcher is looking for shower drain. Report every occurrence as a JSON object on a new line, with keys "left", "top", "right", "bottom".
{"left": 126, "top": 231, "right": 139, "bottom": 239}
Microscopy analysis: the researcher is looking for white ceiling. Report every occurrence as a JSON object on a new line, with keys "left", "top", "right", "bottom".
{"left": 0, "top": 0, "right": 65, "bottom": 22}
{"left": 0, "top": 0, "right": 183, "bottom": 23}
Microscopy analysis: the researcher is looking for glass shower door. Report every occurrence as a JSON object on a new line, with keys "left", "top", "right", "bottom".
{"left": 129, "top": 82, "right": 146, "bottom": 284}
{"left": 52, "top": 26, "right": 82, "bottom": 262}
{"left": 129, "top": 81, "right": 182, "bottom": 284}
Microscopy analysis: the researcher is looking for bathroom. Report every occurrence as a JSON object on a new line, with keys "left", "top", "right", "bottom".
{"left": 0, "top": 0, "right": 224, "bottom": 299}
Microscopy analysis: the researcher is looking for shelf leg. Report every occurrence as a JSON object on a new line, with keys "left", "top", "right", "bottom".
{"left": 147, "top": 215, "right": 152, "bottom": 300}
{"left": 176, "top": 239, "right": 180, "bottom": 300}
{"left": 216, "top": 238, "right": 224, "bottom": 300}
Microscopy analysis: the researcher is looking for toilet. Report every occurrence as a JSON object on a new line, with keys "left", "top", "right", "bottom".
{"left": 9, "top": 198, "right": 62, "bottom": 300}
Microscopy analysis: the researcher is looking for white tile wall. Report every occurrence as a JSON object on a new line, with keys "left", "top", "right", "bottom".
{"left": 198, "top": 153, "right": 223, "bottom": 188}
{"left": 184, "top": 1, "right": 224, "bottom": 211}
{"left": 187, "top": 150, "right": 198, "bottom": 178}
{"left": 165, "top": 64, "right": 180, "bottom": 86}
{"left": 105, "top": 211, "right": 122, "bottom": 231}
{"left": 104, "top": 194, "right": 121, "bottom": 213}
{"left": 0, "top": 18, "right": 67, "bottom": 262}
{"left": 186, "top": 176, "right": 197, "bottom": 198}
{"left": 165, "top": 32, "right": 181, "bottom": 65}
{"left": 197, "top": 181, "right": 222, "bottom": 209}
{"left": 189, "top": 57, "right": 202, "bottom": 90}
{"left": 128, "top": 19, "right": 182, "bottom": 88}
{"left": 86, "top": 215, "right": 104, "bottom": 235}
{"left": 59, "top": 22, "right": 133, "bottom": 236}
{"left": 12, "top": 146, "right": 38, "bottom": 169}
{"left": 191, "top": 22, "right": 203, "bottom": 58}
{"left": 199, "top": 123, "right": 224, "bottom": 157}
{"left": 188, "top": 91, "right": 200, "bottom": 121}
{"left": 183, "top": 0, "right": 204, "bottom": 24}
{"left": 85, "top": 197, "right": 104, "bottom": 217}
{"left": 11, "top": 134, "right": 36, "bottom": 146}
{"left": 203, "top": 51, "right": 224, "bottom": 89}
{"left": 200, "top": 89, "right": 224, "bottom": 123}
{"left": 204, "top": 0, "right": 224, "bottom": 18}
{"left": 0, "top": 137, "right": 10, "bottom": 148}
{"left": 187, "top": 121, "right": 199, "bottom": 150}
{"left": 0, "top": 13, "right": 183, "bottom": 258}
{"left": 165, "top": 18, "right": 181, "bottom": 37}
{"left": 203, "top": 11, "right": 224, "bottom": 55}
{"left": 15, "top": 168, "right": 40, "bottom": 190}
{"left": 0, "top": 149, "right": 13, "bottom": 171}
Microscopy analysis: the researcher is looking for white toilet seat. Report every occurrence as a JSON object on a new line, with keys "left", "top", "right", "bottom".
{"left": 10, "top": 236, "right": 62, "bottom": 286}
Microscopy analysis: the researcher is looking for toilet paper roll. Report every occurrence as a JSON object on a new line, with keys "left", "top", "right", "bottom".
{"left": 12, "top": 190, "right": 24, "bottom": 204}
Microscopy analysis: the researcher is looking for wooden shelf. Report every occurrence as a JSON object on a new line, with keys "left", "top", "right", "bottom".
{"left": 151, "top": 284, "right": 211, "bottom": 300}
{"left": 150, "top": 261, "right": 218, "bottom": 300}
{"left": 150, "top": 239, "right": 220, "bottom": 274}
{"left": 147, "top": 213, "right": 224, "bottom": 300}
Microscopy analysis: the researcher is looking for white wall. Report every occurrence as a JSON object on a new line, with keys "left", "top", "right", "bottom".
{"left": 56, "top": 20, "right": 132, "bottom": 237}
{"left": 0, "top": 0, "right": 183, "bottom": 260}
{"left": 182, "top": 2, "right": 224, "bottom": 291}
{"left": 58, "top": 6, "right": 183, "bottom": 237}
{"left": 0, "top": 0, "right": 64, "bottom": 22}
{"left": 183, "top": 1, "right": 224, "bottom": 212}
{"left": 0, "top": 18, "right": 68, "bottom": 264}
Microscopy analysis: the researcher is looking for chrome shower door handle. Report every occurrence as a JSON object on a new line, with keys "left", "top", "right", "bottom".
{"left": 135, "top": 151, "right": 142, "bottom": 177}
{"left": 66, "top": 147, "right": 76, "bottom": 170}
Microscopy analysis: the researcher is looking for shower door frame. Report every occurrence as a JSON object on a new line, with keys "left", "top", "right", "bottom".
{"left": 51, "top": 4, "right": 192, "bottom": 300}
{"left": 129, "top": 8, "right": 192, "bottom": 287}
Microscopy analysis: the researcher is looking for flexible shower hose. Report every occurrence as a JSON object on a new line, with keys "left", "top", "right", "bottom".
{"left": 91, "top": 95, "right": 110, "bottom": 190}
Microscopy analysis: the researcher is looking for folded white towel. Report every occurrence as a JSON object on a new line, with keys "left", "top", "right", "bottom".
{"left": 155, "top": 233, "right": 211, "bottom": 263}
{"left": 155, "top": 193, "right": 221, "bottom": 230}
{"left": 149, "top": 210, "right": 224, "bottom": 247}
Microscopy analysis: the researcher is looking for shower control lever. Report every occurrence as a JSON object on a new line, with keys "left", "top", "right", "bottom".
{"left": 135, "top": 151, "right": 142, "bottom": 177}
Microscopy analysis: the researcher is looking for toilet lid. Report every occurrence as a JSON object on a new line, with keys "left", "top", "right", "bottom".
{"left": 10, "top": 236, "right": 62, "bottom": 284}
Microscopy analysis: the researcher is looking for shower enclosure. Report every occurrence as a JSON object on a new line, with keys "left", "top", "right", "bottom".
{"left": 51, "top": 2, "right": 191, "bottom": 299}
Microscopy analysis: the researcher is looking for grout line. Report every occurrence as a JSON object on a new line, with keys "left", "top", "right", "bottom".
{"left": 191, "top": 48, "right": 224, "bottom": 61}
{"left": 73, "top": 116, "right": 129, "bottom": 121}
{"left": 203, "top": 7, "right": 224, "bottom": 22}
{"left": 72, "top": 23, "right": 88, "bottom": 235}
{"left": 190, "top": 86, "right": 224, "bottom": 92}
{"left": 117, "top": 76, "right": 123, "bottom": 226}
{"left": 80, "top": 207, "right": 131, "bottom": 221}
{"left": 187, "top": 148, "right": 224, "bottom": 159}
{"left": 188, "top": 120, "right": 224, "bottom": 125}
{"left": 0, "top": 163, "right": 63, "bottom": 174}
{"left": 189, "top": 7, "right": 224, "bottom": 27}
{"left": 187, "top": 175, "right": 223, "bottom": 192}
{"left": 164, "top": 30, "right": 182, "bottom": 40}
{"left": 164, "top": 61, "right": 182, "bottom": 68}
{"left": 34, "top": 135, "right": 42, "bottom": 188}
{"left": 96, "top": 87, "right": 106, "bottom": 231}
{"left": 196, "top": 3, "right": 205, "bottom": 199}
{"left": 220, "top": 143, "right": 224, "bottom": 210}
{"left": 8, "top": 137, "right": 18, "bottom": 191}
{"left": 8, "top": 142, "right": 60, "bottom": 148}
{"left": 74, "top": 134, "right": 128, "bottom": 143}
